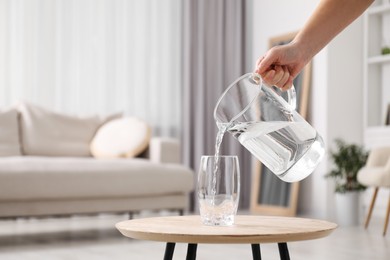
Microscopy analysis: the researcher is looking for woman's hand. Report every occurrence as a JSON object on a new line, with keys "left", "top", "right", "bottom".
{"left": 255, "top": 42, "right": 307, "bottom": 90}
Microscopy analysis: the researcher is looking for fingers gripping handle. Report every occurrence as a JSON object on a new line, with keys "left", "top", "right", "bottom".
{"left": 252, "top": 73, "right": 297, "bottom": 111}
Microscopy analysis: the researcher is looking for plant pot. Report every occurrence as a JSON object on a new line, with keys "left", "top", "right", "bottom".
{"left": 335, "top": 191, "right": 360, "bottom": 227}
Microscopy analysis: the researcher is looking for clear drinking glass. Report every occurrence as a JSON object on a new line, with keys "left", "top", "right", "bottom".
{"left": 197, "top": 155, "right": 240, "bottom": 226}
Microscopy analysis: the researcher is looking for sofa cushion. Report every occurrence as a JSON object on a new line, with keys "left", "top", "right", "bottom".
{"left": 0, "top": 108, "right": 21, "bottom": 156}
{"left": 0, "top": 157, "right": 194, "bottom": 201}
{"left": 90, "top": 117, "right": 151, "bottom": 158}
{"left": 18, "top": 103, "right": 119, "bottom": 157}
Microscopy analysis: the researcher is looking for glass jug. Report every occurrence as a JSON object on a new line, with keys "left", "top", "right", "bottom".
{"left": 214, "top": 73, "right": 325, "bottom": 182}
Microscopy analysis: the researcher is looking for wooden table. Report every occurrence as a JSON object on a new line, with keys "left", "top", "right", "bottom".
{"left": 116, "top": 215, "right": 337, "bottom": 260}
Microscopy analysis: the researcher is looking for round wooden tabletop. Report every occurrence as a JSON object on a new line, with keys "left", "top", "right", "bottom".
{"left": 116, "top": 215, "right": 337, "bottom": 244}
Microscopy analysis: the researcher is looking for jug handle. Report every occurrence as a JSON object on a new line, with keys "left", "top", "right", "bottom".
{"left": 252, "top": 73, "right": 297, "bottom": 110}
{"left": 286, "top": 85, "right": 297, "bottom": 110}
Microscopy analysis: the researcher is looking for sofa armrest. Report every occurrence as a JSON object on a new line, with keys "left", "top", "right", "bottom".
{"left": 147, "top": 137, "right": 181, "bottom": 164}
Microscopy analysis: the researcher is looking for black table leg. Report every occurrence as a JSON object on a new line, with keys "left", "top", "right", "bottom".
{"left": 163, "top": 242, "right": 175, "bottom": 260}
{"left": 186, "top": 243, "right": 198, "bottom": 260}
{"left": 251, "top": 244, "right": 262, "bottom": 260}
{"left": 278, "top": 243, "right": 290, "bottom": 260}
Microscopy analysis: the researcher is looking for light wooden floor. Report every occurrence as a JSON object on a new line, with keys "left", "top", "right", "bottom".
{"left": 0, "top": 212, "right": 388, "bottom": 259}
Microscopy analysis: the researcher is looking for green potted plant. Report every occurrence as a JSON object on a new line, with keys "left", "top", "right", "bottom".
{"left": 326, "top": 139, "right": 368, "bottom": 193}
{"left": 382, "top": 46, "right": 390, "bottom": 55}
{"left": 325, "top": 139, "right": 368, "bottom": 226}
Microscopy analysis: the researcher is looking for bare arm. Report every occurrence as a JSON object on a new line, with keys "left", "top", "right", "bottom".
{"left": 294, "top": 0, "right": 374, "bottom": 63}
{"left": 256, "top": 0, "right": 374, "bottom": 90}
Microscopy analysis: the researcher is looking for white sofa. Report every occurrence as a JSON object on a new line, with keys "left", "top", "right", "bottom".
{"left": 0, "top": 103, "right": 194, "bottom": 218}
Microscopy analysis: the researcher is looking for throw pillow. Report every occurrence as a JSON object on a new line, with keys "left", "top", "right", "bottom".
{"left": 18, "top": 102, "right": 121, "bottom": 157}
{"left": 90, "top": 117, "right": 151, "bottom": 158}
{"left": 0, "top": 108, "right": 22, "bottom": 156}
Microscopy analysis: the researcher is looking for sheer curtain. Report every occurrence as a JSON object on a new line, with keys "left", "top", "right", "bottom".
{"left": 181, "top": 0, "right": 253, "bottom": 209}
{"left": 0, "top": 0, "right": 181, "bottom": 137}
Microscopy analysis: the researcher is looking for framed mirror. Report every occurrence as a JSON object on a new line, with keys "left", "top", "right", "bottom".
{"left": 250, "top": 31, "right": 312, "bottom": 216}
